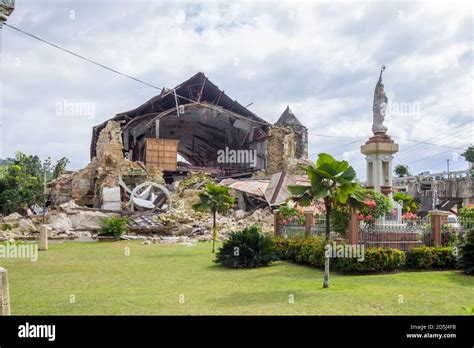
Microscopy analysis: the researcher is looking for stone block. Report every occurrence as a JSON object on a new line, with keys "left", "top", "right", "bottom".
{"left": 0, "top": 267, "right": 11, "bottom": 315}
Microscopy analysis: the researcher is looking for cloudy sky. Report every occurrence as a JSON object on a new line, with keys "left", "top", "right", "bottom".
{"left": 1, "top": 0, "right": 473, "bottom": 180}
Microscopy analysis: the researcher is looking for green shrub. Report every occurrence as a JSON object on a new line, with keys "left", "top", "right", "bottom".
{"left": 332, "top": 247, "right": 406, "bottom": 273}
{"left": 432, "top": 247, "right": 457, "bottom": 269}
{"left": 458, "top": 228, "right": 474, "bottom": 274}
{"left": 215, "top": 225, "right": 278, "bottom": 268}
{"left": 99, "top": 216, "right": 129, "bottom": 239}
{"left": 284, "top": 238, "right": 306, "bottom": 261}
{"left": 275, "top": 237, "right": 405, "bottom": 273}
{"left": 406, "top": 247, "right": 434, "bottom": 269}
{"left": 406, "top": 246, "right": 456, "bottom": 270}
{"left": 273, "top": 237, "right": 289, "bottom": 260}
{"left": 458, "top": 205, "right": 474, "bottom": 229}
{"left": 275, "top": 237, "right": 459, "bottom": 273}
{"left": 304, "top": 239, "right": 325, "bottom": 267}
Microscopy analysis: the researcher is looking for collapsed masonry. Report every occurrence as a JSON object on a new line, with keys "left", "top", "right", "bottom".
{"left": 40, "top": 73, "right": 313, "bottom": 243}
{"left": 49, "top": 72, "right": 310, "bottom": 212}
{"left": 48, "top": 121, "right": 164, "bottom": 210}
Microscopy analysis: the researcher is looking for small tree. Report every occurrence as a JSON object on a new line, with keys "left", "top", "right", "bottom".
{"left": 394, "top": 164, "right": 410, "bottom": 177}
{"left": 393, "top": 192, "right": 418, "bottom": 213}
{"left": 192, "top": 183, "right": 235, "bottom": 253}
{"left": 461, "top": 145, "right": 474, "bottom": 164}
{"left": 458, "top": 228, "right": 474, "bottom": 274}
{"left": 288, "top": 153, "right": 365, "bottom": 288}
{"left": 0, "top": 152, "right": 70, "bottom": 214}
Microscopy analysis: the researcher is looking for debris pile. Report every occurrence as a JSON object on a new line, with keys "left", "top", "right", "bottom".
{"left": 47, "top": 121, "right": 165, "bottom": 209}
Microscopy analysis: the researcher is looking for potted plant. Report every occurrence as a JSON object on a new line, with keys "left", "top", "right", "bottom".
{"left": 97, "top": 216, "right": 129, "bottom": 242}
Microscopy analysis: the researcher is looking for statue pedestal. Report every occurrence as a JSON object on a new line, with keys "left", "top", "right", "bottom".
{"left": 361, "top": 132, "right": 399, "bottom": 196}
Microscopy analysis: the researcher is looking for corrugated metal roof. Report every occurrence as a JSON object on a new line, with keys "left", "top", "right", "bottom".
{"left": 219, "top": 179, "right": 269, "bottom": 196}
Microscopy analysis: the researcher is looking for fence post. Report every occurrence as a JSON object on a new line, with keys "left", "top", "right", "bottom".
{"left": 429, "top": 210, "right": 450, "bottom": 246}
{"left": 304, "top": 210, "right": 314, "bottom": 238}
{"left": 273, "top": 210, "right": 279, "bottom": 237}
{"left": 0, "top": 267, "right": 11, "bottom": 315}
{"left": 348, "top": 213, "right": 360, "bottom": 244}
{"left": 39, "top": 225, "right": 50, "bottom": 251}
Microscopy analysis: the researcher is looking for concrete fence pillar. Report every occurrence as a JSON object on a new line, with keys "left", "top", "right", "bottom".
{"left": 304, "top": 210, "right": 314, "bottom": 238}
{"left": 429, "top": 210, "right": 450, "bottom": 246}
{"left": 39, "top": 225, "right": 50, "bottom": 251}
{"left": 348, "top": 213, "right": 360, "bottom": 244}
{"left": 0, "top": 267, "right": 11, "bottom": 315}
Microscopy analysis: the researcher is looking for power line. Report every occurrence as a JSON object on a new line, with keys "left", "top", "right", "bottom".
{"left": 308, "top": 132, "right": 368, "bottom": 139}
{"left": 396, "top": 121, "right": 472, "bottom": 153}
{"left": 4, "top": 23, "right": 162, "bottom": 91}
{"left": 338, "top": 123, "right": 473, "bottom": 165}
{"left": 397, "top": 127, "right": 472, "bottom": 162}
{"left": 404, "top": 148, "right": 464, "bottom": 166}
{"left": 391, "top": 134, "right": 467, "bottom": 150}
{"left": 4, "top": 23, "right": 270, "bottom": 127}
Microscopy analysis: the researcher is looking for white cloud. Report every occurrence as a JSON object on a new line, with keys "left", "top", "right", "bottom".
{"left": 1, "top": 0, "right": 472, "bottom": 180}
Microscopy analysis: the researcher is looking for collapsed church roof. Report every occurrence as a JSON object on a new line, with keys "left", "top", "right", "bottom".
{"left": 90, "top": 72, "right": 270, "bottom": 171}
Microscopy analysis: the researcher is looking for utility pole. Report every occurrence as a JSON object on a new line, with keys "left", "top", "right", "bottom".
{"left": 0, "top": 1, "right": 15, "bottom": 159}
{"left": 447, "top": 159, "right": 450, "bottom": 178}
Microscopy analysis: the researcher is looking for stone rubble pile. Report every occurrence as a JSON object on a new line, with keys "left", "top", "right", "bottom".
{"left": 2, "top": 172, "right": 276, "bottom": 244}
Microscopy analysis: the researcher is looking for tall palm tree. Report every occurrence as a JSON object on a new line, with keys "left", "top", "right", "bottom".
{"left": 192, "top": 183, "right": 235, "bottom": 253}
{"left": 288, "top": 153, "right": 364, "bottom": 288}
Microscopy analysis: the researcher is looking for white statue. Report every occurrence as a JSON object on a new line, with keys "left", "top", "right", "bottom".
{"left": 0, "top": 0, "right": 15, "bottom": 21}
{"left": 372, "top": 66, "right": 388, "bottom": 134}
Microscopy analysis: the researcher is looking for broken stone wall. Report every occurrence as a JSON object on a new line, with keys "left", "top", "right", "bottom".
{"left": 295, "top": 126, "right": 308, "bottom": 159}
{"left": 48, "top": 121, "right": 164, "bottom": 208}
{"left": 266, "top": 124, "right": 309, "bottom": 175}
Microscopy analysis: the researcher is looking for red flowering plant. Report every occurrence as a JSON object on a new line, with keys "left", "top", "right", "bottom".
{"left": 276, "top": 204, "right": 305, "bottom": 226}
{"left": 402, "top": 212, "right": 418, "bottom": 220}
{"left": 356, "top": 190, "right": 392, "bottom": 226}
{"left": 402, "top": 212, "right": 419, "bottom": 226}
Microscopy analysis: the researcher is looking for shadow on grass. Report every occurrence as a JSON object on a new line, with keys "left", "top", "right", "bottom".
{"left": 206, "top": 290, "right": 314, "bottom": 307}
{"left": 203, "top": 261, "right": 291, "bottom": 273}
{"left": 443, "top": 270, "right": 474, "bottom": 286}
{"left": 143, "top": 252, "right": 200, "bottom": 260}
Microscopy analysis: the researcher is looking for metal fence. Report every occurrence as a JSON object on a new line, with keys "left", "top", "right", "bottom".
{"left": 276, "top": 217, "right": 334, "bottom": 239}
{"left": 277, "top": 224, "right": 306, "bottom": 239}
{"left": 359, "top": 217, "right": 430, "bottom": 251}
{"left": 359, "top": 216, "right": 474, "bottom": 251}
{"left": 276, "top": 214, "right": 474, "bottom": 252}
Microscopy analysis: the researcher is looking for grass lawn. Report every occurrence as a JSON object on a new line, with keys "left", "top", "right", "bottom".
{"left": 1, "top": 241, "right": 473, "bottom": 315}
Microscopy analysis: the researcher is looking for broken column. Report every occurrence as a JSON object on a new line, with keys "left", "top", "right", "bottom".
{"left": 0, "top": 267, "right": 11, "bottom": 315}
